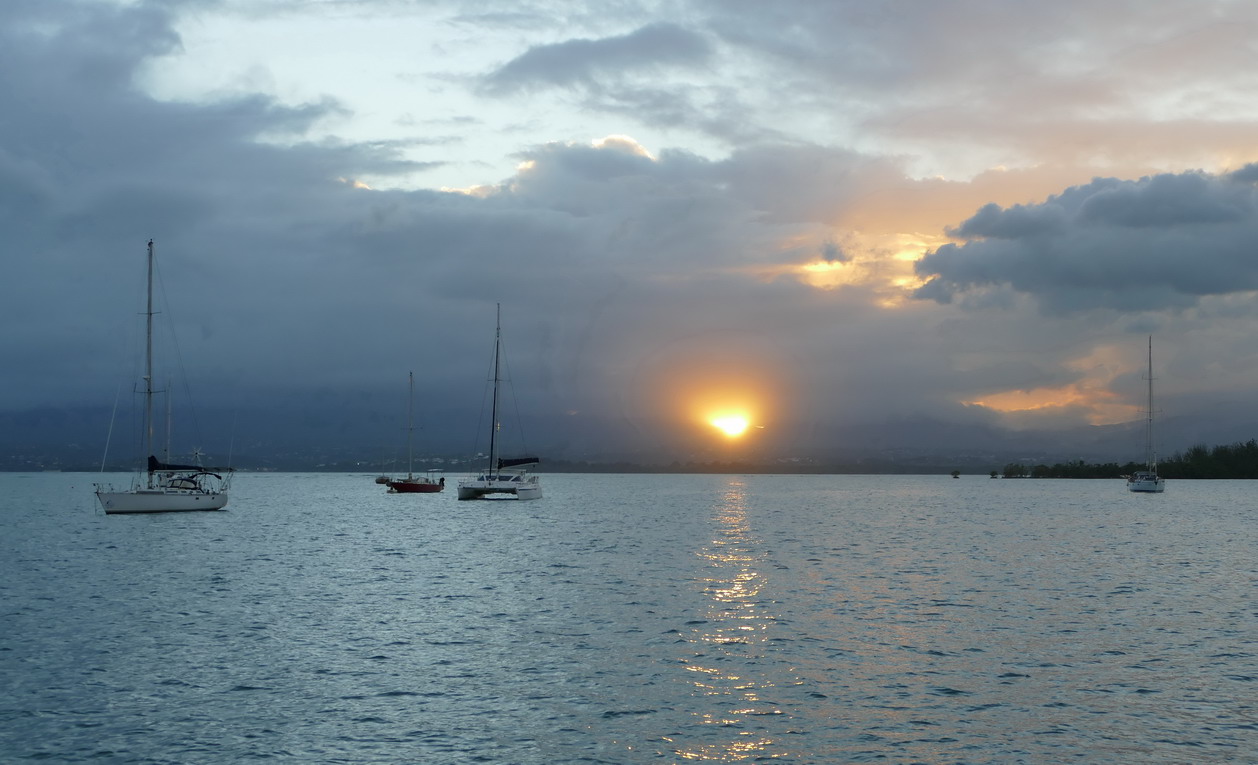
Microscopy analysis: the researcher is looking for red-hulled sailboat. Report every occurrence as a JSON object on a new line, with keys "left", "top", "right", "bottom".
{"left": 385, "top": 371, "right": 444, "bottom": 494}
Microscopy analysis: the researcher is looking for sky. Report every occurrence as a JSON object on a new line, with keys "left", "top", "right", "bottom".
{"left": 5, "top": 0, "right": 1258, "bottom": 466}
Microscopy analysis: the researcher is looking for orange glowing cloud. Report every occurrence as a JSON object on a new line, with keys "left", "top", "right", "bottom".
{"left": 744, "top": 230, "right": 948, "bottom": 303}
{"left": 964, "top": 345, "right": 1144, "bottom": 426}
{"left": 966, "top": 384, "right": 1138, "bottom": 426}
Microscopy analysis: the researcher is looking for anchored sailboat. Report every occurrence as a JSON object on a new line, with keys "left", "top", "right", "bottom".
{"left": 1127, "top": 335, "right": 1165, "bottom": 493}
{"left": 385, "top": 371, "right": 444, "bottom": 493}
{"left": 457, "top": 305, "right": 542, "bottom": 501}
{"left": 94, "top": 240, "right": 233, "bottom": 513}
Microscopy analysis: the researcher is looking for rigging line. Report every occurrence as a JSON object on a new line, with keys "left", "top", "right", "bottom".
{"left": 227, "top": 409, "right": 238, "bottom": 470}
{"left": 114, "top": 260, "right": 149, "bottom": 469}
{"left": 153, "top": 253, "right": 209, "bottom": 458}
{"left": 100, "top": 380, "right": 124, "bottom": 473}
{"left": 466, "top": 335, "right": 496, "bottom": 468}
{"left": 498, "top": 329, "right": 532, "bottom": 458}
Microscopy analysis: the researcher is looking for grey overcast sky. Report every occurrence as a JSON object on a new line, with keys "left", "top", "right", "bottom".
{"left": 6, "top": 0, "right": 1258, "bottom": 462}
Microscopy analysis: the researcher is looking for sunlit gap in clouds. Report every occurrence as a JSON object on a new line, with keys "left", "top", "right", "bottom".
{"left": 965, "top": 386, "right": 1137, "bottom": 425}
{"left": 747, "top": 231, "right": 945, "bottom": 308}
{"left": 964, "top": 343, "right": 1142, "bottom": 426}
{"left": 670, "top": 479, "right": 791, "bottom": 762}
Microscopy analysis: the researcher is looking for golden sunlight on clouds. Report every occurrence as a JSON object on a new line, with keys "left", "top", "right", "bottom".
{"left": 592, "top": 134, "right": 656, "bottom": 159}
{"left": 443, "top": 183, "right": 496, "bottom": 198}
{"left": 798, "top": 260, "right": 851, "bottom": 289}
{"left": 965, "top": 385, "right": 1131, "bottom": 424}
{"left": 762, "top": 231, "right": 946, "bottom": 305}
{"left": 965, "top": 345, "right": 1143, "bottom": 426}
{"left": 337, "top": 177, "right": 374, "bottom": 190}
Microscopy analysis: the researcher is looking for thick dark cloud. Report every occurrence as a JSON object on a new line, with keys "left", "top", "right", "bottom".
{"left": 3, "top": 2, "right": 891, "bottom": 463}
{"left": 915, "top": 168, "right": 1258, "bottom": 313}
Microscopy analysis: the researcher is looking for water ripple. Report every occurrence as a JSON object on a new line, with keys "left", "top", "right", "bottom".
{"left": 1, "top": 472, "right": 1255, "bottom": 763}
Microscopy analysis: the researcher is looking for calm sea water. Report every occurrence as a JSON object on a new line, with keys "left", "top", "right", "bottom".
{"left": 1, "top": 472, "right": 1254, "bottom": 763}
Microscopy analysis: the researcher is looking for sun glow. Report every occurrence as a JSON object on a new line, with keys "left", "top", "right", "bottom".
{"left": 710, "top": 414, "right": 751, "bottom": 437}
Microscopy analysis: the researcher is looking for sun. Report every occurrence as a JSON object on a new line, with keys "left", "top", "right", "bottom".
{"left": 710, "top": 414, "right": 750, "bottom": 438}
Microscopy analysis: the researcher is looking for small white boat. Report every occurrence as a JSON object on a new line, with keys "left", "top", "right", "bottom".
{"left": 458, "top": 305, "right": 542, "bottom": 501}
{"left": 95, "top": 240, "right": 233, "bottom": 513}
{"left": 1127, "top": 336, "right": 1165, "bottom": 494}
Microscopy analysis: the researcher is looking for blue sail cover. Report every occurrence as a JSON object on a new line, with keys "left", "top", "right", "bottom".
{"left": 148, "top": 455, "right": 231, "bottom": 475}
{"left": 498, "top": 456, "right": 540, "bottom": 469}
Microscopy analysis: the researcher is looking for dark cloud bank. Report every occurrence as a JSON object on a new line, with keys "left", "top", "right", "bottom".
{"left": 4, "top": 2, "right": 1258, "bottom": 471}
{"left": 916, "top": 169, "right": 1258, "bottom": 314}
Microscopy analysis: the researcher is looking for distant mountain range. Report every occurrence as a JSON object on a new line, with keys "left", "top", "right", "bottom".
{"left": 5, "top": 401, "right": 1254, "bottom": 473}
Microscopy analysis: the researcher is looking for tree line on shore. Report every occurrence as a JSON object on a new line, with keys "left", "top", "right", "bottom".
{"left": 998, "top": 439, "right": 1258, "bottom": 479}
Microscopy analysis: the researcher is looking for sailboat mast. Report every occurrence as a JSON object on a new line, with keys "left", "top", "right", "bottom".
{"left": 1145, "top": 335, "right": 1156, "bottom": 471}
{"left": 406, "top": 371, "right": 414, "bottom": 478}
{"left": 144, "top": 239, "right": 155, "bottom": 485}
{"left": 488, "top": 303, "right": 501, "bottom": 475}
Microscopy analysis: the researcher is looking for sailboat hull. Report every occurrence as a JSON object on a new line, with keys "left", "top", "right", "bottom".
{"left": 1126, "top": 472, "right": 1165, "bottom": 493}
{"left": 96, "top": 489, "right": 229, "bottom": 513}
{"left": 386, "top": 478, "right": 443, "bottom": 493}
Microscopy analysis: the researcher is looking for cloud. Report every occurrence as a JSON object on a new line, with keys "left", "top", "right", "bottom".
{"left": 914, "top": 167, "right": 1258, "bottom": 313}
{"left": 8, "top": 0, "right": 1258, "bottom": 467}
{"left": 480, "top": 22, "right": 712, "bottom": 95}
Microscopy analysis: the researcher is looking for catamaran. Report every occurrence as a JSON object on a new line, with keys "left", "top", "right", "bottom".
{"left": 457, "top": 305, "right": 542, "bottom": 501}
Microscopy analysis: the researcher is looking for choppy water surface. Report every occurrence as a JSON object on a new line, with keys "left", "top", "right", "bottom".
{"left": 1, "top": 472, "right": 1254, "bottom": 763}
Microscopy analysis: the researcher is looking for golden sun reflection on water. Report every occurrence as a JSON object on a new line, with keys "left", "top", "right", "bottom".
{"left": 672, "top": 736, "right": 780, "bottom": 761}
{"left": 672, "top": 479, "right": 793, "bottom": 762}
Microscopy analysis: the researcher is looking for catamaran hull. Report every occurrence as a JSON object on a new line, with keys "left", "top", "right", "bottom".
{"left": 96, "top": 490, "right": 229, "bottom": 514}
{"left": 457, "top": 480, "right": 542, "bottom": 501}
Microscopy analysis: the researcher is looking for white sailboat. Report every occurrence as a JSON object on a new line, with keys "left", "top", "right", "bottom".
{"left": 94, "top": 240, "right": 233, "bottom": 513}
{"left": 1127, "top": 335, "right": 1165, "bottom": 493}
{"left": 457, "top": 305, "right": 542, "bottom": 501}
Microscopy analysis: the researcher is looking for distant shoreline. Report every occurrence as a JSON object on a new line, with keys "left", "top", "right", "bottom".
{"left": 8, "top": 437, "right": 1257, "bottom": 478}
